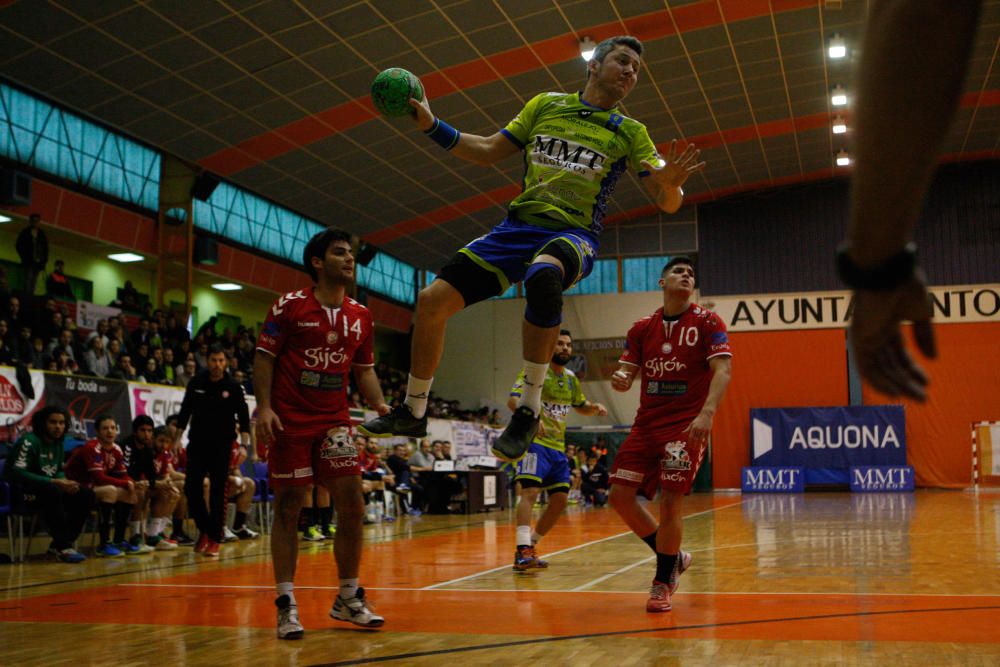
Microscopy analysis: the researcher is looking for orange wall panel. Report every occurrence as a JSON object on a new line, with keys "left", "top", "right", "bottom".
{"left": 712, "top": 329, "right": 850, "bottom": 488}
{"left": 863, "top": 322, "right": 1000, "bottom": 488}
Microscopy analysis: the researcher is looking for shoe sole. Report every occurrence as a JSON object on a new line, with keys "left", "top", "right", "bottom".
{"left": 330, "top": 612, "right": 385, "bottom": 628}
{"left": 357, "top": 425, "right": 427, "bottom": 439}
{"left": 277, "top": 630, "right": 304, "bottom": 640}
{"left": 490, "top": 445, "right": 528, "bottom": 463}
{"left": 646, "top": 603, "right": 672, "bottom": 612}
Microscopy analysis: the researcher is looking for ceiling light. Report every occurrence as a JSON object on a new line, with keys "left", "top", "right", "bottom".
{"left": 836, "top": 149, "right": 851, "bottom": 166}
{"left": 828, "top": 34, "right": 847, "bottom": 59}
{"left": 832, "top": 116, "right": 847, "bottom": 134}
{"left": 0, "top": 214, "right": 11, "bottom": 223}
{"left": 580, "top": 36, "right": 597, "bottom": 61}
{"left": 212, "top": 283, "right": 242, "bottom": 291}
{"left": 831, "top": 85, "right": 847, "bottom": 106}
{"left": 108, "top": 252, "right": 144, "bottom": 263}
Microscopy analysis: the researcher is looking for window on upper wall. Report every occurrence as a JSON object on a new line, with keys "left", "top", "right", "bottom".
{"left": 623, "top": 255, "right": 674, "bottom": 292}
{"left": 357, "top": 252, "right": 416, "bottom": 306}
{"left": 564, "top": 258, "right": 618, "bottom": 295}
{"left": 0, "top": 82, "right": 160, "bottom": 211}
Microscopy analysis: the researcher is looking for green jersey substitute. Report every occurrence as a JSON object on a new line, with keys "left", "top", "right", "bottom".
{"left": 500, "top": 91, "right": 660, "bottom": 232}
{"left": 510, "top": 366, "right": 587, "bottom": 452}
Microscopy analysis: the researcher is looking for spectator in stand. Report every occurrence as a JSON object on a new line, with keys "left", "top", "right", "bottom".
{"left": 194, "top": 340, "right": 209, "bottom": 370}
{"left": 161, "top": 347, "right": 176, "bottom": 385}
{"left": 82, "top": 336, "right": 111, "bottom": 377}
{"left": 107, "top": 315, "right": 125, "bottom": 343}
{"left": 106, "top": 338, "right": 122, "bottom": 367}
{"left": 0, "top": 320, "right": 14, "bottom": 365}
{"left": 52, "top": 349, "right": 77, "bottom": 375}
{"left": 386, "top": 444, "right": 421, "bottom": 514}
{"left": 143, "top": 357, "right": 165, "bottom": 384}
{"left": 440, "top": 441, "right": 455, "bottom": 461}
{"left": 165, "top": 313, "right": 189, "bottom": 349}
{"left": 233, "top": 369, "right": 253, "bottom": 395}
{"left": 28, "top": 336, "right": 46, "bottom": 369}
{"left": 4, "top": 406, "right": 94, "bottom": 562}
{"left": 581, "top": 452, "right": 610, "bottom": 507}
{"left": 15, "top": 212, "right": 48, "bottom": 297}
{"left": 6, "top": 295, "right": 25, "bottom": 336}
{"left": 64, "top": 414, "right": 139, "bottom": 557}
{"left": 148, "top": 319, "right": 163, "bottom": 349}
{"left": 408, "top": 440, "right": 435, "bottom": 472}
{"left": 175, "top": 357, "right": 197, "bottom": 387}
{"left": 35, "top": 307, "right": 61, "bottom": 347}
{"left": 86, "top": 318, "right": 110, "bottom": 347}
{"left": 45, "top": 259, "right": 74, "bottom": 300}
{"left": 131, "top": 318, "right": 152, "bottom": 353}
{"left": 0, "top": 266, "right": 9, "bottom": 315}
{"left": 489, "top": 409, "right": 503, "bottom": 427}
{"left": 45, "top": 329, "right": 76, "bottom": 368}
{"left": 108, "top": 353, "right": 139, "bottom": 382}
{"left": 134, "top": 342, "right": 150, "bottom": 373}
{"left": 431, "top": 441, "right": 444, "bottom": 460}
{"left": 13, "top": 325, "right": 32, "bottom": 364}
{"left": 119, "top": 280, "right": 140, "bottom": 311}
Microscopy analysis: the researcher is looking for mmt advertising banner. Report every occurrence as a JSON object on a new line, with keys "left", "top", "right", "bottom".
{"left": 750, "top": 406, "right": 906, "bottom": 485}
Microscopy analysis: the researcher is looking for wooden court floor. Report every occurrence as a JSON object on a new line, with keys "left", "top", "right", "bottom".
{"left": 2, "top": 490, "right": 999, "bottom": 666}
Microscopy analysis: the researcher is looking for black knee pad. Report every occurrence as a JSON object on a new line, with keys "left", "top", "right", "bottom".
{"left": 524, "top": 264, "right": 563, "bottom": 328}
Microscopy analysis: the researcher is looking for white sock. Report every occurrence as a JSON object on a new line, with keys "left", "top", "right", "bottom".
{"left": 155, "top": 517, "right": 166, "bottom": 535}
{"left": 517, "top": 362, "right": 548, "bottom": 414}
{"left": 339, "top": 578, "right": 359, "bottom": 600}
{"left": 531, "top": 530, "right": 542, "bottom": 545}
{"left": 277, "top": 581, "right": 296, "bottom": 605}
{"left": 516, "top": 525, "right": 532, "bottom": 547}
{"left": 130, "top": 520, "right": 141, "bottom": 537}
{"left": 404, "top": 374, "right": 433, "bottom": 419}
{"left": 145, "top": 517, "right": 157, "bottom": 535}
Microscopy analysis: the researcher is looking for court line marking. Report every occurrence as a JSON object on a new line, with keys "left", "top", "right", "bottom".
{"left": 422, "top": 500, "right": 745, "bottom": 590}
{"left": 116, "top": 583, "right": 1000, "bottom": 598}
{"left": 310, "top": 604, "right": 1000, "bottom": 666}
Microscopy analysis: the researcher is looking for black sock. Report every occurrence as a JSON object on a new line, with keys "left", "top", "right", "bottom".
{"left": 319, "top": 506, "right": 333, "bottom": 526}
{"left": 655, "top": 552, "right": 678, "bottom": 583}
{"left": 113, "top": 502, "right": 133, "bottom": 543}
{"left": 173, "top": 517, "right": 183, "bottom": 535}
{"left": 234, "top": 511, "right": 247, "bottom": 530}
{"left": 641, "top": 531, "right": 659, "bottom": 554}
{"left": 99, "top": 503, "right": 114, "bottom": 544}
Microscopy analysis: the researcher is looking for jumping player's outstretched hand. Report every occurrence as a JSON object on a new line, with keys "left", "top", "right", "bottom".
{"left": 611, "top": 367, "right": 635, "bottom": 392}
{"left": 849, "top": 273, "right": 936, "bottom": 401}
{"left": 641, "top": 139, "right": 705, "bottom": 190}
{"left": 256, "top": 405, "right": 284, "bottom": 445}
{"left": 408, "top": 95, "right": 435, "bottom": 132}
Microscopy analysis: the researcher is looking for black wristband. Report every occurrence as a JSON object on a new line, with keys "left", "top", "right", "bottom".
{"left": 836, "top": 242, "right": 917, "bottom": 291}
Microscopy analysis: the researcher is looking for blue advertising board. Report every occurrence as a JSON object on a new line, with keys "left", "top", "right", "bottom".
{"left": 849, "top": 466, "right": 915, "bottom": 492}
{"left": 750, "top": 406, "right": 906, "bottom": 485}
{"left": 741, "top": 467, "right": 805, "bottom": 493}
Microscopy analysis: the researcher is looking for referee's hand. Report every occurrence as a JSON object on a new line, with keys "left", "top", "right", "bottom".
{"left": 256, "top": 405, "right": 284, "bottom": 445}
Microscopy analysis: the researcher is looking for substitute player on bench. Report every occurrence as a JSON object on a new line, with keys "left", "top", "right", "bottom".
{"left": 609, "top": 257, "right": 732, "bottom": 613}
{"left": 360, "top": 35, "right": 705, "bottom": 465}
{"left": 255, "top": 228, "right": 391, "bottom": 639}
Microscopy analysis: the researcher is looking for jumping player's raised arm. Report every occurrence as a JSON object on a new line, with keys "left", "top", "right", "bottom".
{"left": 408, "top": 95, "right": 520, "bottom": 166}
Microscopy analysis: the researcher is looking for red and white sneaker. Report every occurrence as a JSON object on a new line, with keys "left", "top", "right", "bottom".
{"left": 203, "top": 540, "right": 221, "bottom": 557}
{"left": 646, "top": 580, "right": 672, "bottom": 612}
{"left": 668, "top": 550, "right": 692, "bottom": 594}
{"left": 194, "top": 534, "right": 210, "bottom": 554}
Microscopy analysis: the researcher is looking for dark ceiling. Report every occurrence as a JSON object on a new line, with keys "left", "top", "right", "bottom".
{"left": 1, "top": 0, "right": 998, "bottom": 270}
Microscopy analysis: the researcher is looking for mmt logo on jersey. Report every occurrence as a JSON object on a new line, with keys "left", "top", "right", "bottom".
{"left": 531, "top": 135, "right": 607, "bottom": 179}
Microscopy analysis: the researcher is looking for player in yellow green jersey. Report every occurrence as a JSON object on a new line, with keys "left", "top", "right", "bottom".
{"left": 360, "top": 36, "right": 704, "bottom": 465}
{"left": 507, "top": 330, "right": 607, "bottom": 570}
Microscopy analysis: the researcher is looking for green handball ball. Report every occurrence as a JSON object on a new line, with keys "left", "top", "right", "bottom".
{"left": 371, "top": 68, "right": 424, "bottom": 117}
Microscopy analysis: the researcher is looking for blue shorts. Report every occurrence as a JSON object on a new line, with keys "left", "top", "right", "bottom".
{"left": 515, "top": 443, "right": 571, "bottom": 491}
{"left": 459, "top": 216, "right": 599, "bottom": 293}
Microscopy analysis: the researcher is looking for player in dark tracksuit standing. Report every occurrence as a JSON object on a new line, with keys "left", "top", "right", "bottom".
{"left": 174, "top": 344, "right": 250, "bottom": 557}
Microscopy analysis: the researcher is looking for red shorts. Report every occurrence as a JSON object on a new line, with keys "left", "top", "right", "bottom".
{"left": 268, "top": 425, "right": 360, "bottom": 488}
{"left": 609, "top": 424, "right": 706, "bottom": 496}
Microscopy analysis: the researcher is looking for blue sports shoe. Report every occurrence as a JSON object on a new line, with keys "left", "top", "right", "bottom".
{"left": 96, "top": 542, "right": 123, "bottom": 557}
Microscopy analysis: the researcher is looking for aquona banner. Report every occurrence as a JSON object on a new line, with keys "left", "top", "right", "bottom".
{"left": 750, "top": 406, "right": 906, "bottom": 485}
{"left": 44, "top": 374, "right": 132, "bottom": 442}
{"left": 565, "top": 336, "right": 627, "bottom": 382}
